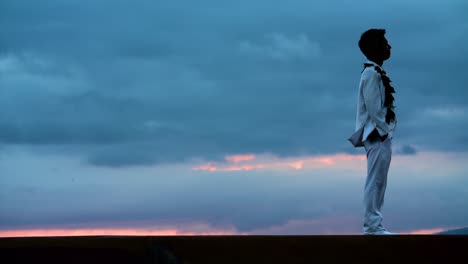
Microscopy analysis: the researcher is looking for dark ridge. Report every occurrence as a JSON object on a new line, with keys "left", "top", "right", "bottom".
{"left": 1, "top": 235, "right": 467, "bottom": 264}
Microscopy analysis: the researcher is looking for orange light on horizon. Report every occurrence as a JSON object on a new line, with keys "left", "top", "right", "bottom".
{"left": 193, "top": 163, "right": 267, "bottom": 172}
{"left": 192, "top": 163, "right": 218, "bottom": 172}
{"left": 225, "top": 154, "right": 256, "bottom": 163}
{"left": 192, "top": 153, "right": 367, "bottom": 172}
{"left": 318, "top": 157, "right": 335, "bottom": 166}
{"left": 288, "top": 160, "right": 304, "bottom": 170}
{"left": 224, "top": 164, "right": 266, "bottom": 171}
{"left": 406, "top": 228, "right": 446, "bottom": 235}
{"left": 0, "top": 228, "right": 239, "bottom": 238}
{"left": 0, "top": 226, "right": 455, "bottom": 237}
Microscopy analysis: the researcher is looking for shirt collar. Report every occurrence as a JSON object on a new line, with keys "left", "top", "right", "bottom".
{"left": 366, "top": 60, "right": 385, "bottom": 71}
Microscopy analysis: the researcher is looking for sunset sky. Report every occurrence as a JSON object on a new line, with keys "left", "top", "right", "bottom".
{"left": 1, "top": 0, "right": 467, "bottom": 236}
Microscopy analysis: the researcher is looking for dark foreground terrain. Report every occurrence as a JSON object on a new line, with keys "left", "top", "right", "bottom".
{"left": 1, "top": 235, "right": 467, "bottom": 263}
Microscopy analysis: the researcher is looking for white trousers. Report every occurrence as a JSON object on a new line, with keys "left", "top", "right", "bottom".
{"left": 363, "top": 136, "right": 392, "bottom": 233}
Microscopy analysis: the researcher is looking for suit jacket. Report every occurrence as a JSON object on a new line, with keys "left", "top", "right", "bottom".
{"left": 350, "top": 60, "right": 396, "bottom": 147}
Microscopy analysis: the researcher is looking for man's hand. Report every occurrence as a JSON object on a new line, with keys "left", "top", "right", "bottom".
{"left": 380, "top": 134, "right": 388, "bottom": 142}
{"left": 369, "top": 129, "right": 388, "bottom": 142}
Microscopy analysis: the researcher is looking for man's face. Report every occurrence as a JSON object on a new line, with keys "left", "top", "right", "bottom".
{"left": 381, "top": 37, "right": 392, "bottom": 61}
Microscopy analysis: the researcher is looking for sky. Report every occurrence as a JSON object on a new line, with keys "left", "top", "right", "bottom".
{"left": 0, "top": 0, "right": 467, "bottom": 236}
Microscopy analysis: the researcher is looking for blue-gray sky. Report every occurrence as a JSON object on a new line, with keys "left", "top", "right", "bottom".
{"left": 0, "top": 0, "right": 467, "bottom": 236}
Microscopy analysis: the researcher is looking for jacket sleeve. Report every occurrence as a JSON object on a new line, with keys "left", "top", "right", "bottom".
{"left": 361, "top": 71, "right": 389, "bottom": 136}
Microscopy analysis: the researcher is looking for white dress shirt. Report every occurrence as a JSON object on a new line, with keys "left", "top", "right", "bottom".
{"left": 355, "top": 60, "right": 396, "bottom": 142}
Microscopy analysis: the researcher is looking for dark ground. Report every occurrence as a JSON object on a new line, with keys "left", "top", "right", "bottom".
{"left": 1, "top": 235, "right": 467, "bottom": 263}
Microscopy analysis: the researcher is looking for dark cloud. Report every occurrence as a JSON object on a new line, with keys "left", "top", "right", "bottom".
{"left": 0, "top": 0, "right": 467, "bottom": 167}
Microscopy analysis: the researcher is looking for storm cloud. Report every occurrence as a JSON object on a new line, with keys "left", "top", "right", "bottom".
{"left": 1, "top": 0, "right": 467, "bottom": 167}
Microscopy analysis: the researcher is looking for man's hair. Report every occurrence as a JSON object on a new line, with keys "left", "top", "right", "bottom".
{"left": 358, "top": 29, "right": 386, "bottom": 59}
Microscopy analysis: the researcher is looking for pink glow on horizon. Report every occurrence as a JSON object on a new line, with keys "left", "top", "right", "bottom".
{"left": 224, "top": 164, "right": 266, "bottom": 171}
{"left": 0, "top": 228, "right": 239, "bottom": 238}
{"left": 225, "top": 154, "right": 256, "bottom": 163}
{"left": 318, "top": 157, "right": 335, "bottom": 166}
{"left": 406, "top": 228, "right": 446, "bottom": 235}
{"left": 0, "top": 225, "right": 456, "bottom": 237}
{"left": 192, "top": 162, "right": 217, "bottom": 172}
{"left": 288, "top": 160, "right": 304, "bottom": 170}
{"left": 192, "top": 153, "right": 367, "bottom": 172}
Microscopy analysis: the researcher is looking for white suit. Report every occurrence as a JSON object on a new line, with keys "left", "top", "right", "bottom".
{"left": 355, "top": 61, "right": 396, "bottom": 140}
{"left": 354, "top": 60, "right": 397, "bottom": 234}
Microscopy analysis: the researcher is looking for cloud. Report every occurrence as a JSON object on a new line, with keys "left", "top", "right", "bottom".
{"left": 192, "top": 153, "right": 366, "bottom": 172}
{"left": 396, "top": 145, "right": 417, "bottom": 155}
{"left": 225, "top": 154, "right": 256, "bottom": 163}
{"left": 2, "top": 0, "right": 468, "bottom": 237}
{"left": 0, "top": 0, "right": 466, "bottom": 169}
{"left": 423, "top": 106, "right": 466, "bottom": 120}
{"left": 1, "top": 146, "right": 468, "bottom": 233}
{"left": 239, "top": 33, "right": 321, "bottom": 61}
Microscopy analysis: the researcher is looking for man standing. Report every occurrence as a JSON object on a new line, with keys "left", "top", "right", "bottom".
{"left": 351, "top": 29, "right": 397, "bottom": 235}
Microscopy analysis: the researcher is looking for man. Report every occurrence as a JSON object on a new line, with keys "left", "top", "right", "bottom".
{"left": 351, "top": 29, "right": 397, "bottom": 235}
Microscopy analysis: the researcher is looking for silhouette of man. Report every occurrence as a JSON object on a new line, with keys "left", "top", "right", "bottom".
{"left": 353, "top": 29, "right": 397, "bottom": 235}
